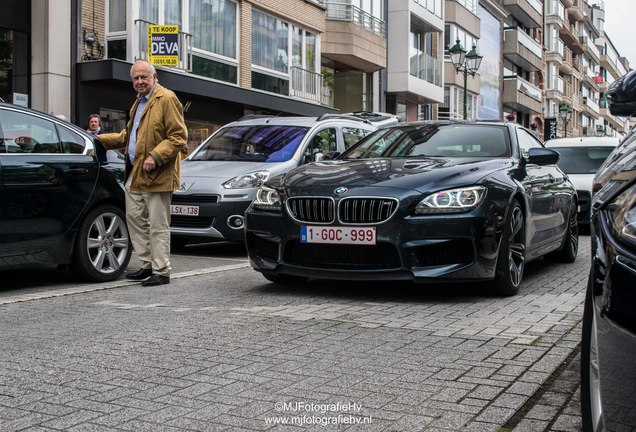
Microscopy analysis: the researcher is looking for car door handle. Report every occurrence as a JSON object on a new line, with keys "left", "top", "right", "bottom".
{"left": 64, "top": 168, "right": 89, "bottom": 175}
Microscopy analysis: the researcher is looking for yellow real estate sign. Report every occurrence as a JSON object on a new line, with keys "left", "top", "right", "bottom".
{"left": 148, "top": 25, "right": 179, "bottom": 67}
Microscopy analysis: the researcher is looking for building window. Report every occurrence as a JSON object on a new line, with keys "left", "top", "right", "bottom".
{"left": 251, "top": 10, "right": 319, "bottom": 96}
{"left": 192, "top": 54, "right": 237, "bottom": 83}
{"left": 252, "top": 71, "right": 290, "bottom": 96}
{"left": 410, "top": 27, "right": 442, "bottom": 85}
{"left": 109, "top": 0, "right": 126, "bottom": 32}
{"left": 190, "top": 0, "right": 236, "bottom": 58}
{"left": 107, "top": 39, "right": 127, "bottom": 60}
{"left": 444, "top": 24, "right": 477, "bottom": 57}
{"left": 0, "top": 28, "right": 30, "bottom": 105}
{"left": 252, "top": 10, "right": 289, "bottom": 73}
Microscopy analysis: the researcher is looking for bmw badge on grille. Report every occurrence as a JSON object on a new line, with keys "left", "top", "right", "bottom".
{"left": 334, "top": 187, "right": 348, "bottom": 194}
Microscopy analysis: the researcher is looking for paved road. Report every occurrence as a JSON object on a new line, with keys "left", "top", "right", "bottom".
{"left": 0, "top": 239, "right": 589, "bottom": 431}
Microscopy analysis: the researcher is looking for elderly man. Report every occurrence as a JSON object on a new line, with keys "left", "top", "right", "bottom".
{"left": 97, "top": 60, "right": 187, "bottom": 286}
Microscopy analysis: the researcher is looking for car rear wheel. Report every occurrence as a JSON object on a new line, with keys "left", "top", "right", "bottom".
{"left": 263, "top": 273, "right": 308, "bottom": 284}
{"left": 72, "top": 205, "right": 131, "bottom": 282}
{"left": 545, "top": 203, "right": 578, "bottom": 263}
{"left": 581, "top": 282, "right": 605, "bottom": 432}
{"left": 493, "top": 201, "right": 525, "bottom": 296}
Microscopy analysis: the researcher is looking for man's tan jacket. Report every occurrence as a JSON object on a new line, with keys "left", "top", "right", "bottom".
{"left": 99, "top": 83, "right": 187, "bottom": 192}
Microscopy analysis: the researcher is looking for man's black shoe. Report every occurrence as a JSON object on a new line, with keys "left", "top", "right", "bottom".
{"left": 125, "top": 268, "right": 153, "bottom": 280}
{"left": 141, "top": 274, "right": 170, "bottom": 286}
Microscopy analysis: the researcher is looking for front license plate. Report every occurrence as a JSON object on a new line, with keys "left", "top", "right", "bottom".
{"left": 171, "top": 205, "right": 199, "bottom": 216}
{"left": 300, "top": 226, "right": 376, "bottom": 245}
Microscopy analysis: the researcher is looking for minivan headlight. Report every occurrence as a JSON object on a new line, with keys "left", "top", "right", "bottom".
{"left": 223, "top": 171, "right": 270, "bottom": 189}
{"left": 415, "top": 186, "right": 486, "bottom": 214}
{"left": 252, "top": 186, "right": 282, "bottom": 212}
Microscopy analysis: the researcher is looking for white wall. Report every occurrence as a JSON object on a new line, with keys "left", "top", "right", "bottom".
{"left": 31, "top": 0, "right": 72, "bottom": 118}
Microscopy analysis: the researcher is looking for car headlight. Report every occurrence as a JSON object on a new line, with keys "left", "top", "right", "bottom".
{"left": 252, "top": 186, "right": 282, "bottom": 212}
{"left": 415, "top": 186, "right": 486, "bottom": 214}
{"left": 222, "top": 171, "right": 270, "bottom": 189}
{"left": 605, "top": 183, "right": 636, "bottom": 248}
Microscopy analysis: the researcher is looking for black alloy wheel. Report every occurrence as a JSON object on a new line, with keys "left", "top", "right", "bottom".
{"left": 493, "top": 201, "right": 525, "bottom": 296}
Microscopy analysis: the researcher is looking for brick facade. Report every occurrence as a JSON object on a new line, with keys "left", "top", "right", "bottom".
{"left": 80, "top": 0, "right": 106, "bottom": 61}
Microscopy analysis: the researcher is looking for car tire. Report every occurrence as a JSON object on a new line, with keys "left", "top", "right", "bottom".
{"left": 545, "top": 203, "right": 579, "bottom": 263}
{"left": 263, "top": 273, "right": 308, "bottom": 284}
{"left": 581, "top": 281, "right": 604, "bottom": 432}
{"left": 493, "top": 200, "right": 525, "bottom": 296}
{"left": 71, "top": 205, "right": 132, "bottom": 282}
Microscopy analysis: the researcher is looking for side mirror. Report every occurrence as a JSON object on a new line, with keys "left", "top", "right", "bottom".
{"left": 526, "top": 147, "right": 560, "bottom": 165}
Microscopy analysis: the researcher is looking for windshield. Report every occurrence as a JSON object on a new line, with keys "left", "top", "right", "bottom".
{"left": 552, "top": 146, "right": 615, "bottom": 174}
{"left": 342, "top": 124, "right": 510, "bottom": 159}
{"left": 190, "top": 125, "right": 310, "bottom": 162}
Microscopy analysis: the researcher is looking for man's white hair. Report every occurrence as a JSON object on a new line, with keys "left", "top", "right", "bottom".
{"left": 130, "top": 60, "right": 156, "bottom": 77}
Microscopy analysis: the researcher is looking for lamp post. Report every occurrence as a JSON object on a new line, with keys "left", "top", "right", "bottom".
{"left": 449, "top": 39, "right": 483, "bottom": 120}
{"left": 559, "top": 104, "right": 572, "bottom": 137}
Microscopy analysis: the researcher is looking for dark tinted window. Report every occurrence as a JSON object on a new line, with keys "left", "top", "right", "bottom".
{"left": 190, "top": 125, "right": 309, "bottom": 162}
{"left": 343, "top": 124, "right": 510, "bottom": 159}
{"left": 552, "top": 146, "right": 615, "bottom": 174}
{"left": 0, "top": 109, "right": 61, "bottom": 153}
{"left": 58, "top": 125, "right": 86, "bottom": 154}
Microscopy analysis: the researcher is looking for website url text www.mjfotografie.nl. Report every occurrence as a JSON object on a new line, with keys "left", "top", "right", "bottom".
{"left": 264, "top": 414, "right": 372, "bottom": 426}
{"left": 264, "top": 401, "right": 372, "bottom": 426}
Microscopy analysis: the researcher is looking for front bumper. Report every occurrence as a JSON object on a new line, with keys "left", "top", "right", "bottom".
{"left": 245, "top": 204, "right": 506, "bottom": 283}
{"left": 169, "top": 195, "right": 250, "bottom": 242}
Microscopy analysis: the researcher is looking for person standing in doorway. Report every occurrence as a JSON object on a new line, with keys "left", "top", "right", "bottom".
{"left": 86, "top": 114, "right": 102, "bottom": 135}
{"left": 96, "top": 60, "right": 187, "bottom": 286}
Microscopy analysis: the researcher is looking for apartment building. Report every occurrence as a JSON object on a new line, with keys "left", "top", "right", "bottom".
{"left": 439, "top": 0, "right": 507, "bottom": 121}
{"left": 384, "top": 0, "right": 445, "bottom": 122}
{"left": 322, "top": 0, "right": 386, "bottom": 113}
{"left": 544, "top": 0, "right": 629, "bottom": 139}
{"left": 501, "top": 0, "right": 544, "bottom": 129}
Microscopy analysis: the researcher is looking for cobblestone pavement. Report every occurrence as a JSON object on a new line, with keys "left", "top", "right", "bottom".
{"left": 0, "top": 239, "right": 591, "bottom": 431}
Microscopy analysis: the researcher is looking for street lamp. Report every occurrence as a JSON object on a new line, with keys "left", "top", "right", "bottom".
{"left": 559, "top": 104, "right": 572, "bottom": 137}
{"left": 449, "top": 39, "right": 483, "bottom": 120}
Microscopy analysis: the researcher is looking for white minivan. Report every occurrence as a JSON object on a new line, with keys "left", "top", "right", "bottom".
{"left": 544, "top": 136, "right": 619, "bottom": 228}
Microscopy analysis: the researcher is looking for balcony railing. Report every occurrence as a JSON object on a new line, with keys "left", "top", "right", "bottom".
{"left": 527, "top": 0, "right": 543, "bottom": 13}
{"left": 290, "top": 66, "right": 323, "bottom": 104}
{"left": 410, "top": 51, "right": 442, "bottom": 86}
{"left": 511, "top": 75, "right": 542, "bottom": 101}
{"left": 546, "top": 0, "right": 565, "bottom": 20}
{"left": 455, "top": 0, "right": 479, "bottom": 16}
{"left": 135, "top": 19, "right": 192, "bottom": 72}
{"left": 326, "top": 2, "right": 386, "bottom": 36}
{"left": 413, "top": 0, "right": 443, "bottom": 18}
{"left": 584, "top": 95, "right": 600, "bottom": 113}
{"left": 516, "top": 28, "right": 543, "bottom": 58}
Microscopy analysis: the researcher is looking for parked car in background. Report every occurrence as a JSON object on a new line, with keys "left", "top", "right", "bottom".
{"left": 581, "top": 70, "right": 636, "bottom": 432}
{"left": 245, "top": 120, "right": 579, "bottom": 296}
{"left": 544, "top": 136, "right": 619, "bottom": 229}
{"left": 170, "top": 113, "right": 382, "bottom": 247}
{"left": 0, "top": 103, "right": 131, "bottom": 282}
